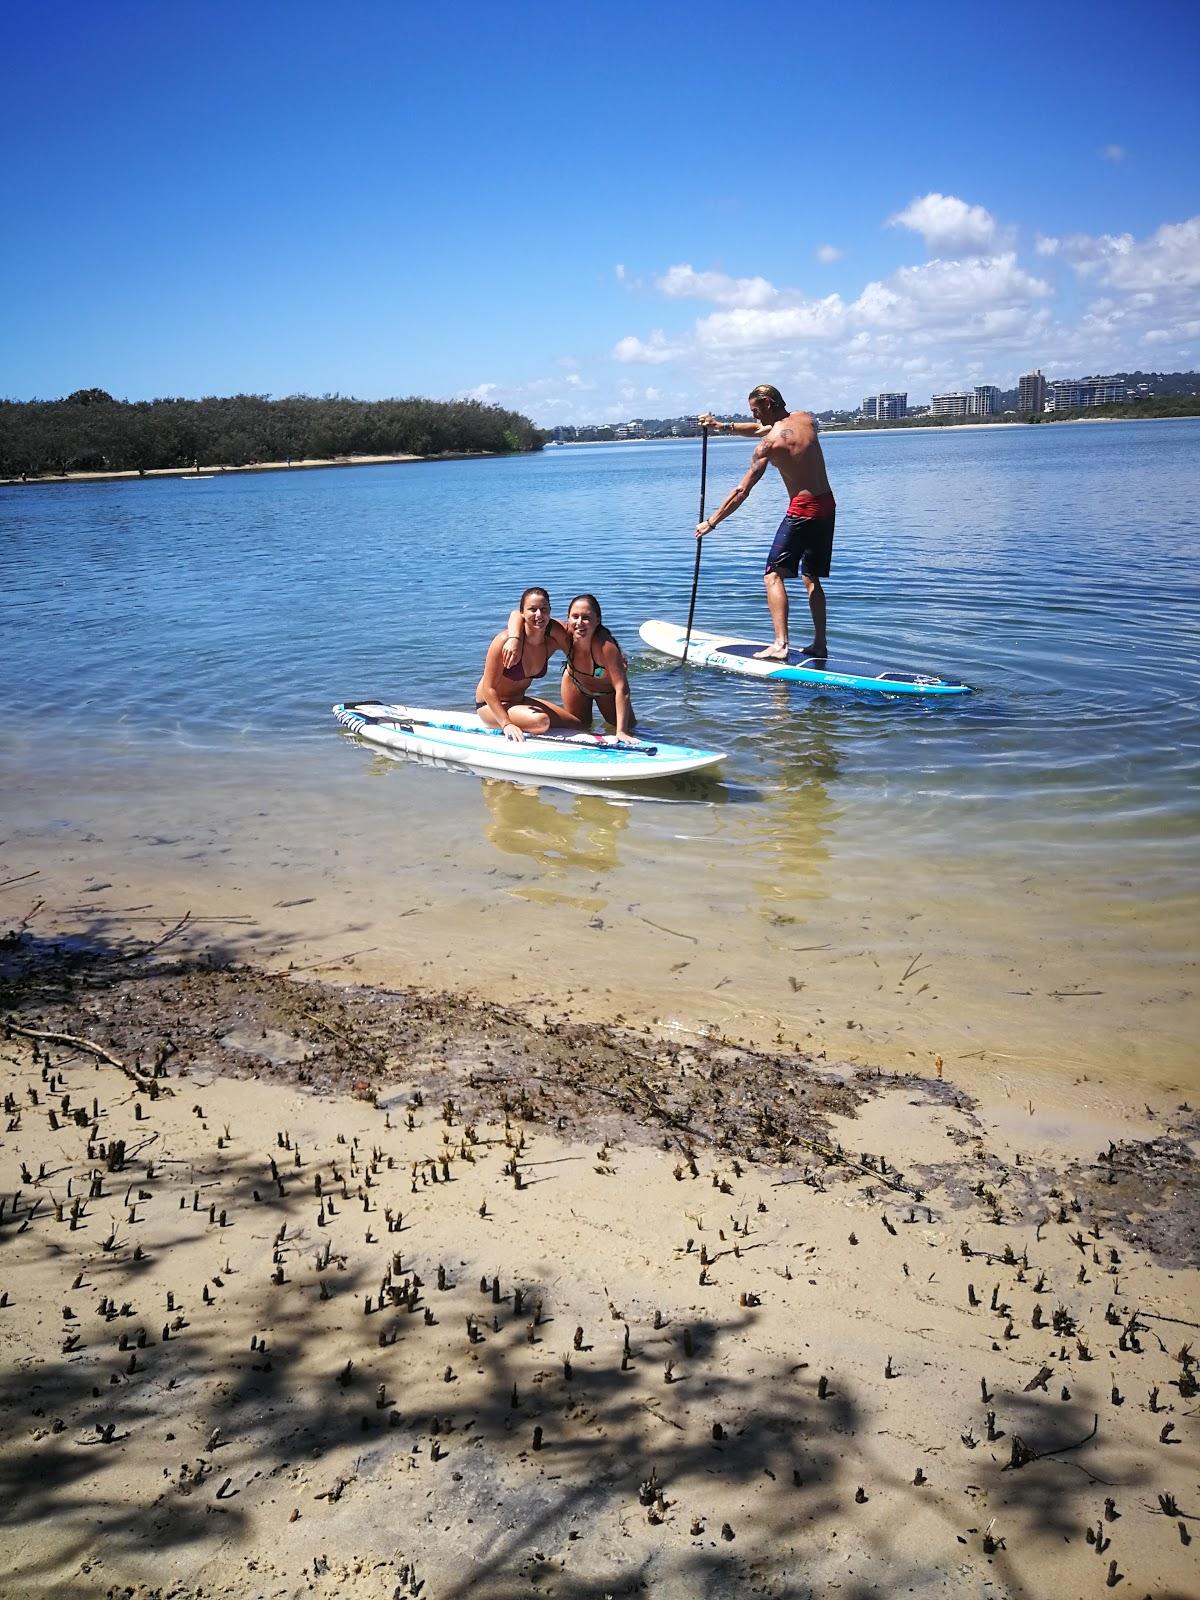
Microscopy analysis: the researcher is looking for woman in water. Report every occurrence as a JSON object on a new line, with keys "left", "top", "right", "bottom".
{"left": 504, "top": 592, "right": 635, "bottom": 739}
{"left": 476, "top": 586, "right": 572, "bottom": 742}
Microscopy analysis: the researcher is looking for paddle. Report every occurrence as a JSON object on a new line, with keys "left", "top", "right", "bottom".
{"left": 680, "top": 425, "right": 708, "bottom": 666}
{"left": 340, "top": 705, "right": 659, "bottom": 757}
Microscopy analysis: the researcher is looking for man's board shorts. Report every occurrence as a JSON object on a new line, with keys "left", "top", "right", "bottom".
{"left": 765, "top": 491, "right": 836, "bottom": 579}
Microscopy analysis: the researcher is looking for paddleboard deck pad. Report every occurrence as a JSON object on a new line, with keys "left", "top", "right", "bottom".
{"left": 332, "top": 702, "right": 726, "bottom": 782}
{"left": 639, "top": 620, "right": 971, "bottom": 696}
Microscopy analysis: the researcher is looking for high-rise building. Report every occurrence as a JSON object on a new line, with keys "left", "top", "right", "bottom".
{"left": 972, "top": 385, "right": 1001, "bottom": 416}
{"left": 1046, "top": 376, "right": 1129, "bottom": 410}
{"left": 861, "top": 395, "right": 878, "bottom": 419}
{"left": 1018, "top": 369, "right": 1046, "bottom": 412}
{"left": 877, "top": 392, "right": 908, "bottom": 420}
{"left": 1049, "top": 376, "right": 1132, "bottom": 409}
{"left": 930, "top": 392, "right": 973, "bottom": 417}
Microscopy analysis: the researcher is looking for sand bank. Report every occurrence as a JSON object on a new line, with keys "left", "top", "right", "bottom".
{"left": 0, "top": 452, "right": 513, "bottom": 489}
{"left": 1, "top": 920, "right": 1196, "bottom": 1599}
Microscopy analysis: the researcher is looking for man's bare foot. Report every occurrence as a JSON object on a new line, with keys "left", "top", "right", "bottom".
{"left": 752, "top": 644, "right": 791, "bottom": 661}
{"left": 799, "top": 642, "right": 828, "bottom": 658}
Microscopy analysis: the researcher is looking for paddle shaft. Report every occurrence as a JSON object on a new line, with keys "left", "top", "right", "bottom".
{"left": 343, "top": 706, "right": 658, "bottom": 756}
{"left": 681, "top": 426, "right": 708, "bottom": 665}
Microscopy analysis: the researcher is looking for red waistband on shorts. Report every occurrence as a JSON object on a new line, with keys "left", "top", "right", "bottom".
{"left": 787, "top": 491, "right": 836, "bottom": 518}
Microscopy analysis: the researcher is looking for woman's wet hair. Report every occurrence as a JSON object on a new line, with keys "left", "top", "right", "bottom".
{"left": 519, "top": 587, "right": 551, "bottom": 610}
{"left": 567, "top": 593, "right": 602, "bottom": 623}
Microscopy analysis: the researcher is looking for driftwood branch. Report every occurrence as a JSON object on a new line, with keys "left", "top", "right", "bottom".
{"left": 1003, "top": 1413, "right": 1099, "bottom": 1472}
{"left": 3, "top": 1021, "right": 155, "bottom": 1088}
{"left": 1138, "top": 1310, "right": 1200, "bottom": 1331}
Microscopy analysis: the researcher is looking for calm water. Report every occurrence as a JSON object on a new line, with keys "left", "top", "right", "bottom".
{"left": 2, "top": 421, "right": 1197, "bottom": 1098}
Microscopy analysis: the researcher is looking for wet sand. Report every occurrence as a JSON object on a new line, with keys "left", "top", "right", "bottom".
{"left": 1, "top": 915, "right": 1196, "bottom": 1599}
{"left": 5, "top": 734, "right": 1194, "bottom": 1105}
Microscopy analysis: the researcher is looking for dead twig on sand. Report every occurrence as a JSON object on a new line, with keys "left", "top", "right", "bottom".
{"left": 0, "top": 870, "right": 41, "bottom": 892}
{"left": 2, "top": 1021, "right": 155, "bottom": 1089}
{"left": 129, "top": 913, "right": 193, "bottom": 958}
{"left": 637, "top": 916, "right": 698, "bottom": 944}
{"left": 1003, "top": 1413, "right": 1099, "bottom": 1473}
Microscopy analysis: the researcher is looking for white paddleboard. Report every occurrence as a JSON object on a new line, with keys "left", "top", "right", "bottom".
{"left": 639, "top": 620, "right": 971, "bottom": 696}
{"left": 332, "top": 702, "right": 726, "bottom": 783}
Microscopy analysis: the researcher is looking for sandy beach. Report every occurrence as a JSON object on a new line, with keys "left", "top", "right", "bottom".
{"left": 1, "top": 905, "right": 1196, "bottom": 1599}
{"left": 0, "top": 453, "right": 503, "bottom": 488}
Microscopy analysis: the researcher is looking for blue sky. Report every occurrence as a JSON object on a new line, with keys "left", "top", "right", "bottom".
{"left": 3, "top": 0, "right": 1198, "bottom": 423}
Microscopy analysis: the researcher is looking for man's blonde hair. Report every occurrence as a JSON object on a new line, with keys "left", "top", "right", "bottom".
{"left": 748, "top": 384, "right": 786, "bottom": 409}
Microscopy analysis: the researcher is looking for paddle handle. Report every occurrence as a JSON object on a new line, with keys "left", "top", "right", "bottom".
{"left": 681, "top": 426, "right": 708, "bottom": 664}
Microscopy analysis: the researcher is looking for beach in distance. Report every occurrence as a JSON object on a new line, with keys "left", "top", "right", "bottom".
{"left": 1, "top": 420, "right": 1197, "bottom": 1599}
{"left": 2, "top": 450, "right": 433, "bottom": 487}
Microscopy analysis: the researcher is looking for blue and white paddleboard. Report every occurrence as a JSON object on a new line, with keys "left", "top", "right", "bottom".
{"left": 639, "top": 620, "right": 971, "bottom": 697}
{"left": 332, "top": 702, "right": 726, "bottom": 783}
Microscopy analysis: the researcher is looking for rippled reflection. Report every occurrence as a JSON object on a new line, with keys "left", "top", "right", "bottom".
{"left": 480, "top": 779, "right": 630, "bottom": 875}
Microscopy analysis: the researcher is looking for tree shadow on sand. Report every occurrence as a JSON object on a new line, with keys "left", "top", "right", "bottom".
{"left": 1, "top": 927, "right": 1192, "bottom": 1599}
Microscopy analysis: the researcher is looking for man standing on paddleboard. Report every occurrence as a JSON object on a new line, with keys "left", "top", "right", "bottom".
{"left": 697, "top": 384, "right": 835, "bottom": 660}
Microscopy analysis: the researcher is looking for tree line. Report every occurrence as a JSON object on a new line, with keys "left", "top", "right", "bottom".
{"left": 0, "top": 390, "right": 546, "bottom": 478}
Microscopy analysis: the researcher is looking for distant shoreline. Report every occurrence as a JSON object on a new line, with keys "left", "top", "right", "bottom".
{"left": 0, "top": 449, "right": 503, "bottom": 489}
{"left": 554, "top": 413, "right": 1198, "bottom": 446}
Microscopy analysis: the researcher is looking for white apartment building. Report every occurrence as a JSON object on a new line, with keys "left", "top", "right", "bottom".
{"left": 862, "top": 392, "right": 908, "bottom": 420}
{"left": 930, "top": 392, "right": 973, "bottom": 417}
{"left": 972, "top": 386, "right": 1001, "bottom": 416}
{"left": 1046, "top": 377, "right": 1129, "bottom": 410}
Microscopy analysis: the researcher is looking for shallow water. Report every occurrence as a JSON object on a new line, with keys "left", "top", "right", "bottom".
{"left": 2, "top": 420, "right": 1197, "bottom": 1098}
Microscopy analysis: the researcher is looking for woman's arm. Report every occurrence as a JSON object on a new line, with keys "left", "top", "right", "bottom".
{"left": 597, "top": 637, "right": 635, "bottom": 737}
{"left": 501, "top": 609, "right": 524, "bottom": 670}
{"left": 479, "top": 634, "right": 524, "bottom": 739}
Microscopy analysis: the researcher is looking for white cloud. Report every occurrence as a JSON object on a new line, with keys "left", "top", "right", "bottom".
{"left": 888, "top": 193, "right": 1002, "bottom": 253}
{"left": 855, "top": 254, "right": 1051, "bottom": 324}
{"left": 1048, "top": 216, "right": 1200, "bottom": 293}
{"left": 655, "top": 264, "right": 778, "bottom": 308}
{"left": 465, "top": 383, "right": 499, "bottom": 403}
{"left": 816, "top": 244, "right": 843, "bottom": 264}
{"left": 561, "top": 207, "right": 1200, "bottom": 421}
{"left": 683, "top": 255, "right": 1049, "bottom": 358}
{"left": 1144, "top": 319, "right": 1200, "bottom": 344}
{"left": 694, "top": 295, "right": 849, "bottom": 351}
{"left": 614, "top": 264, "right": 626, "bottom": 282}
{"left": 1100, "top": 144, "right": 1127, "bottom": 163}
{"left": 611, "top": 329, "right": 683, "bottom": 365}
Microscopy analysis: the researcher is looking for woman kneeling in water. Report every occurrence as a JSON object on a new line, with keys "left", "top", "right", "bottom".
{"left": 504, "top": 592, "right": 635, "bottom": 739}
{"left": 476, "top": 586, "right": 572, "bottom": 743}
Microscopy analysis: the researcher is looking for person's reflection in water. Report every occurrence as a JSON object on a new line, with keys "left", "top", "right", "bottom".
{"left": 479, "top": 780, "right": 630, "bottom": 892}
{"left": 751, "top": 684, "right": 841, "bottom": 916}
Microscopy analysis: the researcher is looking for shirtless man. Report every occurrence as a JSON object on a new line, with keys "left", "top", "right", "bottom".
{"left": 696, "top": 384, "right": 836, "bottom": 659}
